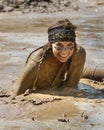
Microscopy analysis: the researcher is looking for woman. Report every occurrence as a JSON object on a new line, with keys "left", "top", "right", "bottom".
{"left": 12, "top": 19, "right": 104, "bottom": 98}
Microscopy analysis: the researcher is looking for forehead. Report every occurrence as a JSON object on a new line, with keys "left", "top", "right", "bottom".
{"left": 54, "top": 41, "right": 74, "bottom": 46}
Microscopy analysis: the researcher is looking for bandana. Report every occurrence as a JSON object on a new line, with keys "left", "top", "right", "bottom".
{"left": 48, "top": 28, "right": 76, "bottom": 43}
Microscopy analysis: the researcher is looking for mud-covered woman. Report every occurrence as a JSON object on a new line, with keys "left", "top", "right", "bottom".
{"left": 12, "top": 19, "right": 104, "bottom": 98}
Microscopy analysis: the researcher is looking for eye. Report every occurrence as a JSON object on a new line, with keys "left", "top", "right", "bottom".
{"left": 68, "top": 46, "right": 74, "bottom": 51}
{"left": 54, "top": 46, "right": 62, "bottom": 51}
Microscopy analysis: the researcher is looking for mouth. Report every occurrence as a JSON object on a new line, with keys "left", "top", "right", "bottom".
{"left": 57, "top": 54, "right": 69, "bottom": 62}
{"left": 60, "top": 55, "right": 69, "bottom": 58}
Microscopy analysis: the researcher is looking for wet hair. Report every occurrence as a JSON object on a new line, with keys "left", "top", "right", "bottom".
{"left": 48, "top": 19, "right": 77, "bottom": 32}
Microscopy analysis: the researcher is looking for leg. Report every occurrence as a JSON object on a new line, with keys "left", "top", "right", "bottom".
{"left": 82, "top": 67, "right": 104, "bottom": 81}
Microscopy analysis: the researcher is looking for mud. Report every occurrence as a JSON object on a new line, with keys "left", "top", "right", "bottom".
{"left": 0, "top": 4, "right": 104, "bottom": 130}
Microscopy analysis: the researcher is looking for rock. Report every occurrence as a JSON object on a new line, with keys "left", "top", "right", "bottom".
{"left": 32, "top": 117, "right": 35, "bottom": 121}
{"left": 0, "top": 0, "right": 103, "bottom": 14}
{"left": 81, "top": 112, "right": 88, "bottom": 120}
{"left": 58, "top": 118, "right": 70, "bottom": 123}
{"left": 3, "top": 6, "right": 14, "bottom": 12}
{"left": 72, "top": 4, "right": 79, "bottom": 11}
{"left": 0, "top": 5, "right": 4, "bottom": 11}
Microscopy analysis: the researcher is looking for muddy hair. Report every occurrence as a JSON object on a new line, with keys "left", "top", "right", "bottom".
{"left": 25, "top": 43, "right": 50, "bottom": 66}
{"left": 25, "top": 43, "right": 51, "bottom": 89}
{"left": 48, "top": 19, "right": 77, "bottom": 33}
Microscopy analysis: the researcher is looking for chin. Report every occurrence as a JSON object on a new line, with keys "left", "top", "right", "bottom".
{"left": 59, "top": 58, "right": 68, "bottom": 63}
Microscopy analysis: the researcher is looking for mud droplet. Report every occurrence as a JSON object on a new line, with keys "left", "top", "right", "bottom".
{"left": 90, "top": 123, "right": 95, "bottom": 126}
{"left": 84, "top": 115, "right": 88, "bottom": 120}
{"left": 32, "top": 117, "right": 35, "bottom": 121}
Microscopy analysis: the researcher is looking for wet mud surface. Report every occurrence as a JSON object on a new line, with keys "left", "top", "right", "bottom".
{"left": 0, "top": 9, "right": 104, "bottom": 130}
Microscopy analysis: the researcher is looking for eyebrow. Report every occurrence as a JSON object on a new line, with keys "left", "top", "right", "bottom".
{"left": 55, "top": 42, "right": 63, "bottom": 46}
{"left": 57, "top": 42, "right": 74, "bottom": 46}
{"left": 67, "top": 44, "right": 74, "bottom": 47}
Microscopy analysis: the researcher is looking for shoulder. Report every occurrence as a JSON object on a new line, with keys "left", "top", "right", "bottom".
{"left": 71, "top": 44, "right": 86, "bottom": 65}
{"left": 76, "top": 44, "right": 86, "bottom": 54}
{"left": 75, "top": 44, "right": 86, "bottom": 57}
{"left": 26, "top": 46, "right": 45, "bottom": 64}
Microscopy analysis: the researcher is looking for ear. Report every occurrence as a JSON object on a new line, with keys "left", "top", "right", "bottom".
{"left": 47, "top": 43, "right": 52, "bottom": 48}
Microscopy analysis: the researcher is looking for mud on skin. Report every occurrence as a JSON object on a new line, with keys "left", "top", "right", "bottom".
{"left": 0, "top": 1, "right": 104, "bottom": 129}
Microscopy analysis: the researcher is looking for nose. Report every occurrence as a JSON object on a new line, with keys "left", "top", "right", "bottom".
{"left": 61, "top": 48, "right": 68, "bottom": 54}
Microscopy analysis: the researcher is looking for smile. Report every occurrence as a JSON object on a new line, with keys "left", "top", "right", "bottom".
{"left": 60, "top": 55, "right": 69, "bottom": 58}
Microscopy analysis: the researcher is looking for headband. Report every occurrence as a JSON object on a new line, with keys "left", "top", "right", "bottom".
{"left": 48, "top": 28, "right": 76, "bottom": 43}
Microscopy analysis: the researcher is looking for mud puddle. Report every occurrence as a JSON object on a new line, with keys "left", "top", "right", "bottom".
{"left": 0, "top": 11, "right": 104, "bottom": 130}
{"left": 78, "top": 81, "right": 104, "bottom": 99}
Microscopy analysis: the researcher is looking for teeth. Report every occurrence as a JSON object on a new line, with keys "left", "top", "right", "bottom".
{"left": 60, "top": 55, "right": 68, "bottom": 57}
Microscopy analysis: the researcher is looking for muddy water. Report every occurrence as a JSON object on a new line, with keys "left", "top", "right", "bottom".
{"left": 77, "top": 15, "right": 104, "bottom": 68}
{"left": 0, "top": 11, "right": 104, "bottom": 130}
{"left": 0, "top": 12, "right": 104, "bottom": 91}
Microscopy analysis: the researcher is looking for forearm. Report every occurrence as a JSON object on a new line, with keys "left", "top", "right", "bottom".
{"left": 65, "top": 46, "right": 86, "bottom": 88}
{"left": 11, "top": 47, "right": 44, "bottom": 98}
{"left": 12, "top": 61, "right": 38, "bottom": 97}
{"left": 65, "top": 65, "right": 84, "bottom": 88}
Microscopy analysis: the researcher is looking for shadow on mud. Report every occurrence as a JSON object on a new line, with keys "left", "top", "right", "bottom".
{"left": 22, "top": 83, "right": 104, "bottom": 99}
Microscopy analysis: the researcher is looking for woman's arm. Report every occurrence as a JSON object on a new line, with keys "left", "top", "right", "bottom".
{"left": 65, "top": 46, "right": 86, "bottom": 88}
{"left": 11, "top": 48, "right": 44, "bottom": 98}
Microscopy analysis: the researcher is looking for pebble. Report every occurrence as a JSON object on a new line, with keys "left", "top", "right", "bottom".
{"left": 58, "top": 118, "right": 70, "bottom": 123}
{"left": 81, "top": 112, "right": 88, "bottom": 120}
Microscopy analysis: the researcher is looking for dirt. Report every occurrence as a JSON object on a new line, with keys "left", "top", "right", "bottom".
{"left": 0, "top": 1, "right": 104, "bottom": 129}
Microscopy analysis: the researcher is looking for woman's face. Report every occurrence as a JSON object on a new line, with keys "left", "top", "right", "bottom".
{"left": 52, "top": 41, "right": 75, "bottom": 63}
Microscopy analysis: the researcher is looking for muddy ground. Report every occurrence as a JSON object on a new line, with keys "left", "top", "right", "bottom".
{"left": 0, "top": 3, "right": 104, "bottom": 130}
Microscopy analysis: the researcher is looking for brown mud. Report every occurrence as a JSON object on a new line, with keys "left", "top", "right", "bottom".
{"left": 0, "top": 2, "right": 104, "bottom": 130}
